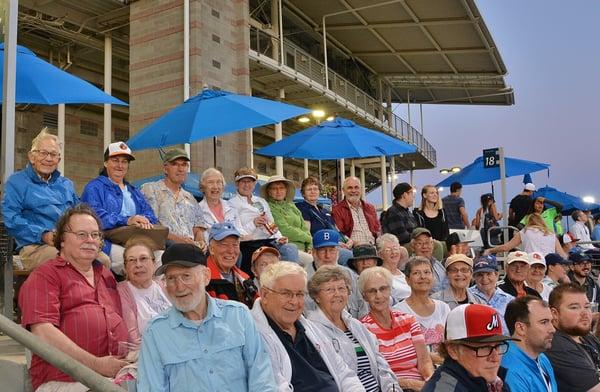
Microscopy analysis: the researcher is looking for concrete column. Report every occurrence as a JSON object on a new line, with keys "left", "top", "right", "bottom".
{"left": 359, "top": 167, "right": 365, "bottom": 198}
{"left": 350, "top": 160, "right": 355, "bottom": 177}
{"left": 304, "top": 159, "right": 308, "bottom": 178}
{"left": 275, "top": 88, "right": 284, "bottom": 176}
{"left": 380, "top": 156, "right": 388, "bottom": 210}
{"left": 103, "top": 33, "right": 112, "bottom": 150}
{"left": 390, "top": 157, "right": 396, "bottom": 199}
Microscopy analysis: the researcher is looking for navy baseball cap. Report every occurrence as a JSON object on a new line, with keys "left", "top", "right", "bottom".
{"left": 472, "top": 255, "right": 498, "bottom": 274}
{"left": 545, "top": 253, "right": 571, "bottom": 266}
{"left": 569, "top": 252, "right": 592, "bottom": 264}
{"left": 155, "top": 243, "right": 207, "bottom": 275}
{"left": 313, "top": 229, "right": 340, "bottom": 249}
{"left": 209, "top": 222, "right": 241, "bottom": 242}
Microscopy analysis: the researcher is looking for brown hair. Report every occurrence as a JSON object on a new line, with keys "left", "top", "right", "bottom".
{"left": 300, "top": 176, "right": 322, "bottom": 196}
{"left": 548, "top": 283, "right": 587, "bottom": 309}
{"left": 53, "top": 204, "right": 103, "bottom": 250}
{"left": 123, "top": 237, "right": 157, "bottom": 264}
{"left": 419, "top": 185, "right": 443, "bottom": 211}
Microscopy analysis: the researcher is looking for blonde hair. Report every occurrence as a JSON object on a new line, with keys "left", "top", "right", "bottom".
{"left": 260, "top": 261, "right": 307, "bottom": 289}
{"left": 30, "top": 127, "right": 62, "bottom": 152}
{"left": 525, "top": 213, "right": 551, "bottom": 236}
{"left": 420, "top": 184, "right": 443, "bottom": 211}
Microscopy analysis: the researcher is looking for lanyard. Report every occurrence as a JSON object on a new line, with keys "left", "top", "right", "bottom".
{"left": 536, "top": 358, "right": 552, "bottom": 392}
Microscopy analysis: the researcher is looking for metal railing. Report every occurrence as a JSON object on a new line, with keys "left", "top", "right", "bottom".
{"left": 249, "top": 26, "right": 437, "bottom": 165}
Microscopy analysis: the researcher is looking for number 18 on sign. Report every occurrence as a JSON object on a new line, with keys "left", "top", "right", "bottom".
{"left": 483, "top": 148, "right": 500, "bottom": 169}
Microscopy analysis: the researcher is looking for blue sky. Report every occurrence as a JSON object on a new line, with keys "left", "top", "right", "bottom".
{"left": 369, "top": 0, "right": 600, "bottom": 220}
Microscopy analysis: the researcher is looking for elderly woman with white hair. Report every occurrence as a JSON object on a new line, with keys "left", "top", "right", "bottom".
{"left": 197, "top": 167, "right": 249, "bottom": 242}
{"left": 360, "top": 266, "right": 434, "bottom": 391}
{"left": 250, "top": 261, "right": 364, "bottom": 392}
{"left": 376, "top": 233, "right": 411, "bottom": 304}
{"left": 307, "top": 265, "right": 400, "bottom": 392}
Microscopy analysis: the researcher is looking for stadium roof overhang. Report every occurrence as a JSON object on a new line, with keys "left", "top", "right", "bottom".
{"left": 284, "top": 0, "right": 514, "bottom": 105}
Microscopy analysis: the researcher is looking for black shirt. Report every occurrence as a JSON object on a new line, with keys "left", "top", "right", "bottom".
{"left": 546, "top": 330, "right": 600, "bottom": 391}
{"left": 509, "top": 194, "right": 532, "bottom": 226}
{"left": 266, "top": 315, "right": 337, "bottom": 392}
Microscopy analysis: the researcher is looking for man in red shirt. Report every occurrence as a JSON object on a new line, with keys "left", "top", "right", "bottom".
{"left": 332, "top": 177, "right": 380, "bottom": 247}
{"left": 19, "top": 204, "right": 128, "bottom": 391}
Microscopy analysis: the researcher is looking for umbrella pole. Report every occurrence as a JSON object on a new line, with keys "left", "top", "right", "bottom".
{"left": 213, "top": 136, "right": 217, "bottom": 167}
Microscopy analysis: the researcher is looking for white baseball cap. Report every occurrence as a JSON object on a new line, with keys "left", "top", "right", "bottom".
{"left": 104, "top": 141, "right": 135, "bottom": 161}
{"left": 529, "top": 251, "right": 546, "bottom": 267}
{"left": 505, "top": 251, "right": 530, "bottom": 265}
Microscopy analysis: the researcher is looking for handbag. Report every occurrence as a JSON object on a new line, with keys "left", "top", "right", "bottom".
{"left": 104, "top": 225, "right": 169, "bottom": 250}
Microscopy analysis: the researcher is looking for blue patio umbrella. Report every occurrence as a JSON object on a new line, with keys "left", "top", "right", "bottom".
{"left": 534, "top": 186, "right": 600, "bottom": 215}
{"left": 0, "top": 43, "right": 127, "bottom": 105}
{"left": 126, "top": 88, "right": 309, "bottom": 150}
{"left": 436, "top": 156, "right": 550, "bottom": 187}
{"left": 255, "top": 116, "right": 417, "bottom": 159}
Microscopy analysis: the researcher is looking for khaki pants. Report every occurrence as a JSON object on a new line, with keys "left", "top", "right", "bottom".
{"left": 19, "top": 244, "right": 111, "bottom": 271}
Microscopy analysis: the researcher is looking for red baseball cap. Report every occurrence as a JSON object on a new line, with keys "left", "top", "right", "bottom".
{"left": 445, "top": 304, "right": 516, "bottom": 343}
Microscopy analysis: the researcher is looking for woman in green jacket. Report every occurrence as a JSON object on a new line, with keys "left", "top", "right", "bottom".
{"left": 262, "top": 175, "right": 312, "bottom": 252}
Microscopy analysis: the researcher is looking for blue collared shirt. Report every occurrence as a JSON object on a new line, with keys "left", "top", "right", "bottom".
{"left": 502, "top": 341, "right": 557, "bottom": 392}
{"left": 137, "top": 296, "right": 277, "bottom": 392}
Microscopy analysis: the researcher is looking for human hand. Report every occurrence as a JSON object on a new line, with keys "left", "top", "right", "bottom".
{"left": 344, "top": 239, "right": 354, "bottom": 249}
{"left": 277, "top": 237, "right": 288, "bottom": 244}
{"left": 93, "top": 355, "right": 129, "bottom": 377}
{"left": 254, "top": 214, "right": 268, "bottom": 227}
{"left": 42, "top": 231, "right": 55, "bottom": 246}
{"left": 128, "top": 215, "right": 153, "bottom": 229}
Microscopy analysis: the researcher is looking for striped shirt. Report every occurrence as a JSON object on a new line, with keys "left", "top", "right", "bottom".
{"left": 361, "top": 310, "right": 425, "bottom": 381}
{"left": 344, "top": 330, "right": 380, "bottom": 392}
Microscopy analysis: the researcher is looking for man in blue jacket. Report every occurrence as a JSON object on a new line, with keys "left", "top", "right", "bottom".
{"left": 502, "top": 295, "right": 558, "bottom": 391}
{"left": 1, "top": 129, "right": 109, "bottom": 270}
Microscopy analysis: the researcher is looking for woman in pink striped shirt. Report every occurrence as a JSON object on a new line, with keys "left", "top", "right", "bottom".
{"left": 359, "top": 267, "right": 434, "bottom": 391}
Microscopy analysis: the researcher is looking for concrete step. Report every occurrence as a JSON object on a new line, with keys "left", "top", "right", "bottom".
{"left": 0, "top": 335, "right": 33, "bottom": 392}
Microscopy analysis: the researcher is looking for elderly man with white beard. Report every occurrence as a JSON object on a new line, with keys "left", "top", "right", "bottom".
{"left": 137, "top": 243, "right": 277, "bottom": 391}
{"left": 332, "top": 177, "right": 380, "bottom": 247}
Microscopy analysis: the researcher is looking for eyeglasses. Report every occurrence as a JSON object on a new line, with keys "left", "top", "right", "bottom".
{"left": 164, "top": 272, "right": 195, "bottom": 287}
{"left": 65, "top": 230, "right": 103, "bottom": 241}
{"left": 320, "top": 286, "right": 349, "bottom": 295}
{"left": 383, "top": 247, "right": 401, "bottom": 253}
{"left": 461, "top": 342, "right": 509, "bottom": 357}
{"left": 125, "top": 256, "right": 154, "bottom": 265}
{"left": 32, "top": 150, "right": 60, "bottom": 159}
{"left": 264, "top": 287, "right": 306, "bottom": 301}
{"left": 447, "top": 267, "right": 472, "bottom": 275}
{"left": 363, "top": 285, "right": 391, "bottom": 296}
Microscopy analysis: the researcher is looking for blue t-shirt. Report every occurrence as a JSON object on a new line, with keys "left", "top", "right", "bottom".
{"left": 120, "top": 186, "right": 137, "bottom": 218}
{"left": 502, "top": 341, "right": 557, "bottom": 392}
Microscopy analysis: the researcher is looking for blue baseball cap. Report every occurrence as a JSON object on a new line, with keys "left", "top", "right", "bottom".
{"left": 209, "top": 222, "right": 241, "bottom": 242}
{"left": 312, "top": 229, "right": 340, "bottom": 249}
{"left": 545, "top": 253, "right": 570, "bottom": 266}
{"left": 472, "top": 255, "right": 498, "bottom": 274}
{"left": 569, "top": 252, "right": 591, "bottom": 264}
